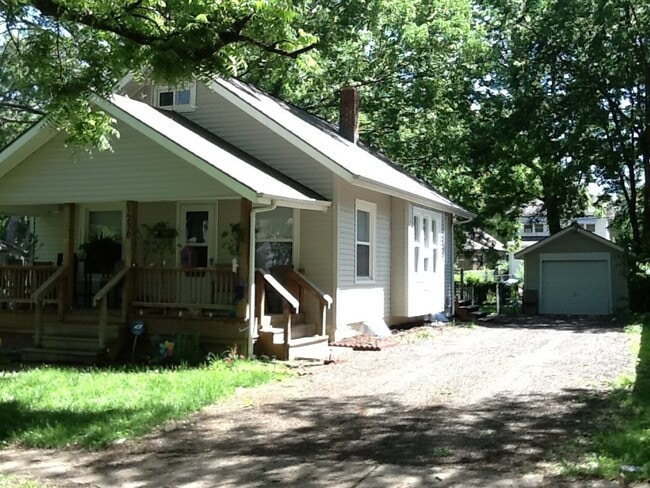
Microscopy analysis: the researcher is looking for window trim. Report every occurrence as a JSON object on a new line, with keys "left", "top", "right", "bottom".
{"left": 355, "top": 199, "right": 376, "bottom": 282}
{"left": 154, "top": 83, "right": 197, "bottom": 112}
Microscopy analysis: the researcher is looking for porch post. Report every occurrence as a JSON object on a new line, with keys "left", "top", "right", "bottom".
{"left": 124, "top": 200, "right": 138, "bottom": 322}
{"left": 63, "top": 203, "right": 76, "bottom": 310}
{"left": 239, "top": 199, "right": 252, "bottom": 285}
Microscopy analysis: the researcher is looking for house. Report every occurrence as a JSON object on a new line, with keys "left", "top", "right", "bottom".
{"left": 0, "top": 78, "right": 473, "bottom": 362}
{"left": 457, "top": 229, "right": 506, "bottom": 271}
{"left": 514, "top": 224, "right": 628, "bottom": 315}
{"left": 508, "top": 200, "right": 613, "bottom": 277}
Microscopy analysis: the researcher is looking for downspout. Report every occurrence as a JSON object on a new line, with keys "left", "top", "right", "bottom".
{"left": 247, "top": 201, "right": 278, "bottom": 357}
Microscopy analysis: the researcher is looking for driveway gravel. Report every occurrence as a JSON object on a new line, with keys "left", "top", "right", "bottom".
{"left": 0, "top": 316, "right": 641, "bottom": 487}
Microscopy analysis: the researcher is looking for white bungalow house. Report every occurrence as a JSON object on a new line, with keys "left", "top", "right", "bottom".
{"left": 0, "top": 78, "right": 473, "bottom": 362}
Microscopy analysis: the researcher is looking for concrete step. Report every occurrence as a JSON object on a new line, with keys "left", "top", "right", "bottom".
{"left": 287, "top": 335, "right": 329, "bottom": 361}
{"left": 21, "top": 347, "right": 106, "bottom": 365}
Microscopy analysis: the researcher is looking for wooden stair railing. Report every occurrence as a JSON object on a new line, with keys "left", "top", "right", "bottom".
{"left": 286, "top": 269, "right": 333, "bottom": 337}
{"left": 255, "top": 269, "right": 300, "bottom": 349}
{"left": 93, "top": 265, "right": 131, "bottom": 349}
{"left": 32, "top": 265, "right": 68, "bottom": 347}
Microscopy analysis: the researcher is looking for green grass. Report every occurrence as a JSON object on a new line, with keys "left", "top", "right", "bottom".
{"left": 0, "top": 360, "right": 290, "bottom": 449}
{"left": 560, "top": 314, "right": 650, "bottom": 482}
{"left": 0, "top": 474, "right": 55, "bottom": 488}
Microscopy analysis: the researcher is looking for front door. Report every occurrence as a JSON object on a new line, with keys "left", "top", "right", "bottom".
{"left": 410, "top": 207, "right": 444, "bottom": 315}
{"left": 79, "top": 206, "right": 125, "bottom": 306}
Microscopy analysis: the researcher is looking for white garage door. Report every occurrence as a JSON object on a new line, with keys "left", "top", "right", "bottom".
{"left": 540, "top": 259, "right": 610, "bottom": 315}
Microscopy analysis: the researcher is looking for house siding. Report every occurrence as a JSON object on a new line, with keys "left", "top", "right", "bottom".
{"left": 299, "top": 207, "right": 334, "bottom": 328}
{"left": 0, "top": 122, "right": 239, "bottom": 206}
{"left": 34, "top": 213, "right": 65, "bottom": 263}
{"left": 335, "top": 178, "right": 391, "bottom": 328}
{"left": 390, "top": 198, "right": 408, "bottom": 317}
{"left": 444, "top": 213, "right": 455, "bottom": 314}
{"left": 172, "top": 83, "right": 335, "bottom": 199}
{"left": 522, "top": 231, "right": 628, "bottom": 313}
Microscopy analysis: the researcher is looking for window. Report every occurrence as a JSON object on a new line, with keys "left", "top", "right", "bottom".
{"left": 180, "top": 204, "right": 213, "bottom": 268}
{"left": 413, "top": 208, "right": 440, "bottom": 276}
{"left": 154, "top": 83, "right": 196, "bottom": 112}
{"left": 523, "top": 223, "right": 533, "bottom": 233}
{"left": 356, "top": 200, "right": 376, "bottom": 280}
{"left": 255, "top": 207, "right": 296, "bottom": 270}
{"left": 585, "top": 223, "right": 596, "bottom": 232}
{"left": 534, "top": 223, "right": 544, "bottom": 233}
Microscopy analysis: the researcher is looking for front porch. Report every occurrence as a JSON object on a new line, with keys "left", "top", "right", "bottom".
{"left": 0, "top": 261, "right": 331, "bottom": 363}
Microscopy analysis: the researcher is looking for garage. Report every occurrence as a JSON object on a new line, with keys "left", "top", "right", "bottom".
{"left": 515, "top": 224, "right": 628, "bottom": 315}
{"left": 540, "top": 257, "right": 610, "bottom": 315}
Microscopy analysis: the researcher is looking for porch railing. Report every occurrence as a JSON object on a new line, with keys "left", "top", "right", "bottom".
{"left": 32, "top": 265, "right": 68, "bottom": 347}
{"left": 255, "top": 267, "right": 332, "bottom": 346}
{"left": 0, "top": 265, "right": 59, "bottom": 306}
{"left": 286, "top": 270, "right": 333, "bottom": 337}
{"left": 94, "top": 264, "right": 131, "bottom": 349}
{"left": 132, "top": 266, "right": 237, "bottom": 314}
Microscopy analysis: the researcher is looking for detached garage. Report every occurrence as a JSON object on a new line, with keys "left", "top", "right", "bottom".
{"left": 515, "top": 224, "right": 628, "bottom": 315}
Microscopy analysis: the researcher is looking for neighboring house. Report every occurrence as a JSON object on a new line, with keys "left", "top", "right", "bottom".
{"left": 457, "top": 229, "right": 506, "bottom": 271}
{"left": 509, "top": 200, "right": 612, "bottom": 277}
{"left": 514, "top": 224, "right": 628, "bottom": 315}
{"left": 0, "top": 78, "right": 473, "bottom": 362}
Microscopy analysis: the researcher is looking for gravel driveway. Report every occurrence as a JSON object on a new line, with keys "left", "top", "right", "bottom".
{"left": 0, "top": 317, "right": 639, "bottom": 487}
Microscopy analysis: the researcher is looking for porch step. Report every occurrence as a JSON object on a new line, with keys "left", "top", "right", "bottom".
{"left": 40, "top": 335, "right": 106, "bottom": 352}
{"left": 455, "top": 305, "right": 479, "bottom": 321}
{"left": 259, "top": 323, "right": 318, "bottom": 344}
{"left": 63, "top": 311, "right": 123, "bottom": 325}
{"left": 42, "top": 323, "right": 122, "bottom": 340}
{"left": 255, "top": 333, "right": 329, "bottom": 361}
{"left": 20, "top": 347, "right": 106, "bottom": 365}
{"left": 262, "top": 313, "right": 306, "bottom": 328}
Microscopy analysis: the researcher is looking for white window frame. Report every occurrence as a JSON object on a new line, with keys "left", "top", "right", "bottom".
{"left": 154, "top": 82, "right": 197, "bottom": 112}
{"left": 177, "top": 203, "right": 216, "bottom": 267}
{"left": 355, "top": 199, "right": 376, "bottom": 282}
{"left": 412, "top": 207, "right": 441, "bottom": 280}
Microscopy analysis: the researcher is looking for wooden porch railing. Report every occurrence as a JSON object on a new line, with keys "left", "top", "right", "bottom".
{"left": 32, "top": 265, "right": 68, "bottom": 347}
{"left": 255, "top": 269, "right": 300, "bottom": 349}
{"left": 0, "top": 265, "right": 59, "bottom": 305}
{"left": 94, "top": 265, "right": 131, "bottom": 350}
{"left": 132, "top": 266, "right": 237, "bottom": 312}
{"left": 255, "top": 268, "right": 332, "bottom": 346}
{"left": 286, "top": 269, "right": 333, "bottom": 337}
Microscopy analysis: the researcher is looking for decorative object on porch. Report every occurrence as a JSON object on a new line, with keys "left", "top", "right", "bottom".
{"left": 141, "top": 221, "right": 178, "bottom": 267}
{"left": 79, "top": 234, "right": 122, "bottom": 274}
{"left": 159, "top": 340, "right": 174, "bottom": 358}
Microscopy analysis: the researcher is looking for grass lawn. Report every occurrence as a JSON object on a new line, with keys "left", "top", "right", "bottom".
{"left": 0, "top": 359, "right": 290, "bottom": 449}
{"left": 561, "top": 314, "right": 650, "bottom": 482}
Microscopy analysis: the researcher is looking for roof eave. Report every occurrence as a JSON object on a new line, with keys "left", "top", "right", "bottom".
{"left": 352, "top": 175, "right": 475, "bottom": 219}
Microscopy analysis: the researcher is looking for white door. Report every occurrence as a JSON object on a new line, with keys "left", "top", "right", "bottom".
{"left": 179, "top": 204, "right": 215, "bottom": 268}
{"left": 410, "top": 207, "right": 444, "bottom": 315}
{"left": 540, "top": 259, "right": 610, "bottom": 315}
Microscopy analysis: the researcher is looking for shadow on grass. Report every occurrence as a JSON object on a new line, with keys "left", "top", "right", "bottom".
{"left": 41, "top": 388, "right": 616, "bottom": 487}
{"left": 0, "top": 400, "right": 175, "bottom": 448}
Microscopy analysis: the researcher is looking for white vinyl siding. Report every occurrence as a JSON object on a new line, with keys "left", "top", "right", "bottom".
{"left": 299, "top": 208, "right": 334, "bottom": 330}
{"left": 34, "top": 213, "right": 65, "bottom": 264}
{"left": 180, "top": 83, "right": 335, "bottom": 199}
{"left": 137, "top": 201, "right": 177, "bottom": 266}
{"left": 335, "top": 179, "right": 390, "bottom": 327}
{"left": 390, "top": 198, "right": 408, "bottom": 317}
{"left": 0, "top": 122, "right": 239, "bottom": 206}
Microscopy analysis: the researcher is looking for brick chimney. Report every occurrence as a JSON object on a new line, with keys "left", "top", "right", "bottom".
{"left": 339, "top": 87, "right": 359, "bottom": 144}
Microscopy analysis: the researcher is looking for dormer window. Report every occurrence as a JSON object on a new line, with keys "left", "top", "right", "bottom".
{"left": 154, "top": 83, "right": 196, "bottom": 112}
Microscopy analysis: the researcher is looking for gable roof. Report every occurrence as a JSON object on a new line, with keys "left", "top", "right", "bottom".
{"left": 514, "top": 223, "right": 624, "bottom": 259}
{"left": 209, "top": 78, "right": 474, "bottom": 219}
{"left": 0, "top": 94, "right": 330, "bottom": 211}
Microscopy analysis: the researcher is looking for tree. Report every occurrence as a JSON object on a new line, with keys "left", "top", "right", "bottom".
{"left": 0, "top": 0, "right": 317, "bottom": 148}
